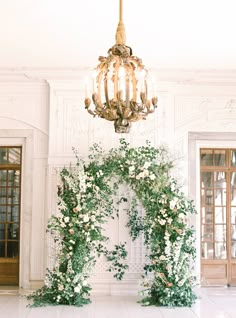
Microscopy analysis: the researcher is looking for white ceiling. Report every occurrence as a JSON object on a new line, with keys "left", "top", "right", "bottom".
{"left": 0, "top": 0, "right": 236, "bottom": 70}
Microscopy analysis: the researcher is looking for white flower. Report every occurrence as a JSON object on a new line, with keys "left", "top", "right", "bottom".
{"left": 169, "top": 198, "right": 178, "bottom": 210}
{"left": 159, "top": 255, "right": 166, "bottom": 260}
{"left": 64, "top": 216, "right": 70, "bottom": 223}
{"left": 67, "top": 278, "right": 71, "bottom": 283}
{"left": 69, "top": 240, "right": 75, "bottom": 244}
{"left": 82, "top": 280, "right": 88, "bottom": 286}
{"left": 74, "top": 285, "right": 81, "bottom": 293}
{"left": 143, "top": 162, "right": 151, "bottom": 169}
{"left": 149, "top": 174, "right": 156, "bottom": 180}
{"left": 91, "top": 215, "right": 96, "bottom": 222}
{"left": 129, "top": 166, "right": 135, "bottom": 172}
{"left": 83, "top": 215, "right": 89, "bottom": 223}
{"left": 61, "top": 222, "right": 66, "bottom": 228}
{"left": 178, "top": 213, "right": 185, "bottom": 219}
{"left": 159, "top": 219, "right": 166, "bottom": 225}
{"left": 143, "top": 169, "right": 149, "bottom": 177}
{"left": 58, "top": 284, "right": 64, "bottom": 291}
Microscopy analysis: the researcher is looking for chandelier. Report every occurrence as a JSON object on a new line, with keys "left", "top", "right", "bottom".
{"left": 84, "top": 0, "right": 158, "bottom": 133}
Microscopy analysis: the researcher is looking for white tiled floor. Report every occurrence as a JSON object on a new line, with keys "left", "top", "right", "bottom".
{"left": 0, "top": 287, "right": 236, "bottom": 318}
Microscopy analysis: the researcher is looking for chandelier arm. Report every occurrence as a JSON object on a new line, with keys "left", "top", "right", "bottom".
{"left": 125, "top": 69, "right": 130, "bottom": 109}
{"left": 104, "top": 75, "right": 111, "bottom": 109}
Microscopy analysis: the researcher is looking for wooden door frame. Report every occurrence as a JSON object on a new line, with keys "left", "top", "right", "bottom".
{"left": 0, "top": 130, "right": 33, "bottom": 288}
{"left": 188, "top": 132, "right": 236, "bottom": 285}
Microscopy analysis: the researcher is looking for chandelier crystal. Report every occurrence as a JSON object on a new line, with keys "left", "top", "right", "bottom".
{"left": 84, "top": 0, "right": 158, "bottom": 133}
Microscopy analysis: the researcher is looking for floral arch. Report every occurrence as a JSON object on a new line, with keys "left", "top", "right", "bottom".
{"left": 28, "top": 139, "right": 197, "bottom": 307}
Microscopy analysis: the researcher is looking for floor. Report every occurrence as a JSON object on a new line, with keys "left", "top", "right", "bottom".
{"left": 0, "top": 287, "right": 236, "bottom": 318}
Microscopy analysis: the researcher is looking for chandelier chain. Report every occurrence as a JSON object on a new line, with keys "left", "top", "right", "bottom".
{"left": 116, "top": 0, "right": 126, "bottom": 45}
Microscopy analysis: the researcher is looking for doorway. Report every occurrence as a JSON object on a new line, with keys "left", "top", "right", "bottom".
{"left": 0, "top": 147, "right": 22, "bottom": 285}
{"left": 200, "top": 148, "right": 236, "bottom": 286}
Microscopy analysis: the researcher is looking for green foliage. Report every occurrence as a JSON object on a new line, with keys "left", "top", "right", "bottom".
{"left": 27, "top": 139, "right": 197, "bottom": 308}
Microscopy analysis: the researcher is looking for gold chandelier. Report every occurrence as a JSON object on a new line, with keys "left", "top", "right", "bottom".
{"left": 84, "top": 0, "right": 158, "bottom": 133}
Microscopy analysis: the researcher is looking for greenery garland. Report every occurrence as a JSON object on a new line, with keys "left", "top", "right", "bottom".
{"left": 27, "top": 139, "right": 197, "bottom": 307}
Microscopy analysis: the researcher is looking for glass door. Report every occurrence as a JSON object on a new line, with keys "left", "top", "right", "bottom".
{"left": 200, "top": 149, "right": 236, "bottom": 286}
{"left": 0, "top": 147, "right": 21, "bottom": 285}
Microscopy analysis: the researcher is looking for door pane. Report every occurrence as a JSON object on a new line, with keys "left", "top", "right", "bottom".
{"left": 215, "top": 225, "right": 226, "bottom": 241}
{"left": 202, "top": 224, "right": 214, "bottom": 240}
{"left": 0, "top": 242, "right": 5, "bottom": 257}
{"left": 0, "top": 206, "right": 6, "bottom": 222}
{"left": 202, "top": 189, "right": 213, "bottom": 205}
{"left": 8, "top": 223, "right": 19, "bottom": 240}
{"left": 214, "top": 150, "right": 226, "bottom": 166}
{"left": 215, "top": 172, "right": 226, "bottom": 188}
{"left": 232, "top": 242, "right": 236, "bottom": 258}
{"left": 0, "top": 223, "right": 5, "bottom": 240}
{"left": 13, "top": 171, "right": 20, "bottom": 186}
{"left": 215, "top": 207, "right": 226, "bottom": 223}
{"left": 0, "top": 170, "right": 7, "bottom": 186}
{"left": 8, "top": 188, "right": 19, "bottom": 204}
{"left": 8, "top": 170, "right": 15, "bottom": 186}
{"left": 231, "top": 209, "right": 236, "bottom": 225}
{"left": 231, "top": 172, "right": 236, "bottom": 188}
{"left": 215, "top": 242, "right": 227, "bottom": 259}
{"left": 215, "top": 189, "right": 226, "bottom": 205}
{"left": 0, "top": 188, "right": 7, "bottom": 204}
{"left": 201, "top": 149, "right": 213, "bottom": 166}
{"left": 7, "top": 206, "right": 19, "bottom": 222}
{"left": 231, "top": 150, "right": 236, "bottom": 166}
{"left": 202, "top": 242, "right": 214, "bottom": 259}
{"left": 231, "top": 189, "right": 236, "bottom": 205}
{"left": 7, "top": 242, "right": 18, "bottom": 258}
{"left": 8, "top": 148, "right": 21, "bottom": 165}
{"left": 201, "top": 172, "right": 213, "bottom": 187}
{"left": 202, "top": 207, "right": 214, "bottom": 223}
{"left": 0, "top": 148, "right": 7, "bottom": 164}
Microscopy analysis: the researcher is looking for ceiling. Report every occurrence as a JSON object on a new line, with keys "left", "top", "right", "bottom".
{"left": 0, "top": 0, "right": 236, "bottom": 71}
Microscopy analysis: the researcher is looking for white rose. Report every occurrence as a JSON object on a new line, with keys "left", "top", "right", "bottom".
{"left": 159, "top": 219, "right": 166, "bottom": 225}
{"left": 149, "top": 174, "right": 156, "bottom": 180}
{"left": 143, "top": 162, "right": 151, "bottom": 169}
{"left": 143, "top": 169, "right": 149, "bottom": 177}
{"left": 64, "top": 216, "right": 70, "bottom": 223}
{"left": 82, "top": 280, "right": 88, "bottom": 286}
{"left": 74, "top": 285, "right": 81, "bottom": 293}
{"left": 169, "top": 199, "right": 178, "bottom": 210}
{"left": 83, "top": 215, "right": 89, "bottom": 223}
{"left": 129, "top": 166, "right": 135, "bottom": 172}
{"left": 178, "top": 213, "right": 185, "bottom": 219}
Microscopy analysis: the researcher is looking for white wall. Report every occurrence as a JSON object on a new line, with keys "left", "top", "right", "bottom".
{"left": 1, "top": 69, "right": 236, "bottom": 291}
{"left": 0, "top": 78, "right": 49, "bottom": 288}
